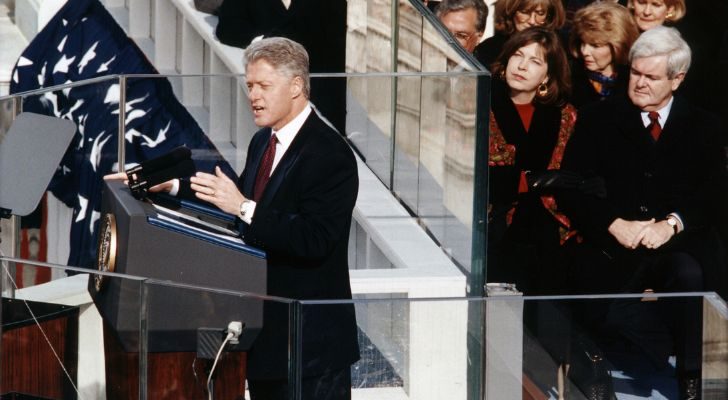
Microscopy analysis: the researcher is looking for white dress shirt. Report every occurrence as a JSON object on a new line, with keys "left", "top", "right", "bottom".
{"left": 238, "top": 103, "right": 312, "bottom": 223}
{"left": 639, "top": 96, "right": 673, "bottom": 129}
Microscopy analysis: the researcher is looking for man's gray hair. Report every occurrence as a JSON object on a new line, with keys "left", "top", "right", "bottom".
{"left": 244, "top": 37, "right": 311, "bottom": 98}
{"left": 436, "top": 0, "right": 489, "bottom": 33}
{"left": 629, "top": 26, "right": 691, "bottom": 78}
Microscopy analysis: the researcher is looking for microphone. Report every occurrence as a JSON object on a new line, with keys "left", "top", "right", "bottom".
{"left": 126, "top": 146, "right": 195, "bottom": 200}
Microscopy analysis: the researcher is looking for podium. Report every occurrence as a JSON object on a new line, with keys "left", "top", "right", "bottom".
{"left": 90, "top": 180, "right": 267, "bottom": 399}
{"left": 0, "top": 113, "right": 78, "bottom": 399}
{"left": 1, "top": 298, "right": 79, "bottom": 399}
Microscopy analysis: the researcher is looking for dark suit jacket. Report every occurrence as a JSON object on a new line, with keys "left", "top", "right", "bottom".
{"left": 559, "top": 95, "right": 727, "bottom": 295}
{"left": 230, "top": 111, "right": 360, "bottom": 378}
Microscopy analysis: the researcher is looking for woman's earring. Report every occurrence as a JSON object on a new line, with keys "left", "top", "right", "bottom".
{"left": 537, "top": 81, "right": 549, "bottom": 97}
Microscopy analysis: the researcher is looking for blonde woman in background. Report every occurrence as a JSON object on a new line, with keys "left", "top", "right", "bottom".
{"left": 568, "top": 2, "right": 638, "bottom": 108}
{"left": 628, "top": 0, "right": 685, "bottom": 31}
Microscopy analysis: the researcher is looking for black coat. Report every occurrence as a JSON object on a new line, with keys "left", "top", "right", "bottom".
{"left": 674, "top": 0, "right": 728, "bottom": 120}
{"left": 237, "top": 111, "right": 360, "bottom": 378}
{"left": 474, "top": 33, "right": 508, "bottom": 70}
{"left": 488, "top": 80, "right": 572, "bottom": 207}
{"left": 487, "top": 79, "right": 577, "bottom": 294}
{"left": 568, "top": 63, "right": 630, "bottom": 110}
{"left": 559, "top": 95, "right": 727, "bottom": 296}
{"left": 215, "top": 0, "right": 345, "bottom": 73}
{"left": 215, "top": 0, "right": 347, "bottom": 133}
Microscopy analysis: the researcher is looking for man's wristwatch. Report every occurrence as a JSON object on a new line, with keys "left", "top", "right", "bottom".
{"left": 666, "top": 216, "right": 679, "bottom": 234}
{"left": 239, "top": 200, "right": 252, "bottom": 219}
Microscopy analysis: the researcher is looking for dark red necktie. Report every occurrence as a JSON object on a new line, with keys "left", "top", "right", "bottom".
{"left": 648, "top": 111, "right": 662, "bottom": 141}
{"left": 253, "top": 133, "right": 278, "bottom": 201}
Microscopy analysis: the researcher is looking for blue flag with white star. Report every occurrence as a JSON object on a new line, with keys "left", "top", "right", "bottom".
{"left": 10, "top": 0, "right": 235, "bottom": 268}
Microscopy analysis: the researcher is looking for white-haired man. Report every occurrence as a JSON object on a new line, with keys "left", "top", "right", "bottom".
{"left": 561, "top": 26, "right": 727, "bottom": 399}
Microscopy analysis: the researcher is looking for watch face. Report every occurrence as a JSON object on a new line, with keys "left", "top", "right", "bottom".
{"left": 94, "top": 213, "right": 118, "bottom": 292}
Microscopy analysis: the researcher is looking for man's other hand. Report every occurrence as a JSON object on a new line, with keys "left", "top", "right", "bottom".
{"left": 635, "top": 220, "right": 675, "bottom": 250}
{"left": 608, "top": 218, "right": 655, "bottom": 249}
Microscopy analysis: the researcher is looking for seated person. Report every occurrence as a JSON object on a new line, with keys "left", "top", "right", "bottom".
{"left": 435, "top": 0, "right": 489, "bottom": 53}
{"left": 568, "top": 2, "right": 638, "bottom": 108}
{"left": 560, "top": 26, "right": 727, "bottom": 399}
{"left": 486, "top": 27, "right": 576, "bottom": 295}
{"left": 474, "top": 0, "right": 565, "bottom": 67}
{"left": 628, "top": 0, "right": 685, "bottom": 32}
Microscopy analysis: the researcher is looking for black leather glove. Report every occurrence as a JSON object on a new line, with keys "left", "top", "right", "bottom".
{"left": 526, "top": 170, "right": 582, "bottom": 190}
{"left": 579, "top": 175, "right": 607, "bottom": 198}
{"left": 526, "top": 170, "right": 608, "bottom": 198}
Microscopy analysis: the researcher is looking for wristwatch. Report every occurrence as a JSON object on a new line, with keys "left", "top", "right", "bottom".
{"left": 239, "top": 199, "right": 252, "bottom": 219}
{"left": 666, "top": 216, "right": 679, "bottom": 234}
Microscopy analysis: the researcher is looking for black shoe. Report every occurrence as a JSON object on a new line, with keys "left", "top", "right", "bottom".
{"left": 569, "top": 338, "right": 616, "bottom": 400}
{"left": 679, "top": 375, "right": 700, "bottom": 400}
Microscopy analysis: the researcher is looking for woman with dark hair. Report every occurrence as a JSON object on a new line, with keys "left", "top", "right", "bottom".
{"left": 487, "top": 27, "right": 576, "bottom": 294}
{"left": 474, "top": 0, "right": 565, "bottom": 68}
{"left": 568, "top": 2, "right": 639, "bottom": 108}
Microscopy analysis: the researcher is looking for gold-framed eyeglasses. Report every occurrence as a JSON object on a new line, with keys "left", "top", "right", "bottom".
{"left": 451, "top": 31, "right": 477, "bottom": 43}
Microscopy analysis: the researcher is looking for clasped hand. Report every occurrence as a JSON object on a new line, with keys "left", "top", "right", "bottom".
{"left": 608, "top": 218, "right": 674, "bottom": 250}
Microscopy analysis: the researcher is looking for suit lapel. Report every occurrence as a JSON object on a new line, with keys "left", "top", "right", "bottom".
{"left": 242, "top": 128, "right": 273, "bottom": 197}
{"left": 256, "top": 113, "right": 318, "bottom": 205}
{"left": 616, "top": 96, "right": 687, "bottom": 149}
{"left": 658, "top": 96, "right": 688, "bottom": 144}
{"left": 614, "top": 99, "right": 652, "bottom": 149}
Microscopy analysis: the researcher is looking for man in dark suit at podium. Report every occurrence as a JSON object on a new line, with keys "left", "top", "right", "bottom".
{"left": 183, "top": 37, "right": 360, "bottom": 399}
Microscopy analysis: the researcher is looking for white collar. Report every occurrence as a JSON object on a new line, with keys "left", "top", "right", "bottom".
{"left": 640, "top": 96, "right": 674, "bottom": 128}
{"left": 272, "top": 102, "right": 311, "bottom": 148}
